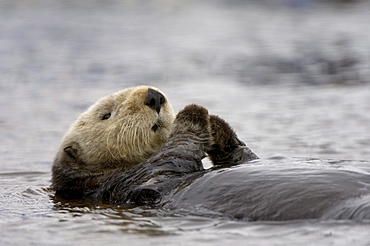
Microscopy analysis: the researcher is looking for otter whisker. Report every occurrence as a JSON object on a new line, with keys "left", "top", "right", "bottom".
{"left": 106, "top": 122, "right": 119, "bottom": 160}
{"left": 109, "top": 117, "right": 128, "bottom": 161}
{"left": 117, "top": 117, "right": 129, "bottom": 161}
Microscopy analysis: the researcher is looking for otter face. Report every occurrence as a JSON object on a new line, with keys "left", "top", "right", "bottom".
{"left": 52, "top": 86, "right": 175, "bottom": 186}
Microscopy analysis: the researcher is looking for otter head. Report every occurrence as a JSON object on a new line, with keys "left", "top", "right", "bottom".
{"left": 52, "top": 86, "right": 175, "bottom": 191}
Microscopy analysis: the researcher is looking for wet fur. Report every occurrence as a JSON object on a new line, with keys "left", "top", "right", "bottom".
{"left": 92, "top": 104, "right": 213, "bottom": 204}
{"left": 52, "top": 87, "right": 370, "bottom": 221}
{"left": 53, "top": 103, "right": 258, "bottom": 202}
{"left": 52, "top": 86, "right": 175, "bottom": 192}
{"left": 208, "top": 115, "right": 258, "bottom": 166}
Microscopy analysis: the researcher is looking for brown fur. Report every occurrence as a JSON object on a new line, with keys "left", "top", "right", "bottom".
{"left": 92, "top": 104, "right": 213, "bottom": 204}
{"left": 207, "top": 115, "right": 258, "bottom": 166}
{"left": 52, "top": 86, "right": 175, "bottom": 192}
{"left": 89, "top": 105, "right": 258, "bottom": 205}
{"left": 51, "top": 86, "right": 258, "bottom": 201}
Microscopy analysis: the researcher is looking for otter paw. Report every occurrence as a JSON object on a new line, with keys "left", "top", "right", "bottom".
{"left": 176, "top": 104, "right": 209, "bottom": 127}
{"left": 207, "top": 115, "right": 258, "bottom": 166}
{"left": 171, "top": 104, "right": 210, "bottom": 136}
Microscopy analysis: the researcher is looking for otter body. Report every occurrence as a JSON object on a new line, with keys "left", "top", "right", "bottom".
{"left": 165, "top": 157, "right": 370, "bottom": 221}
{"left": 52, "top": 86, "right": 370, "bottom": 221}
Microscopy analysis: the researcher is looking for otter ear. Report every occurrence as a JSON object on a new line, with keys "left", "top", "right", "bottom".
{"left": 63, "top": 145, "right": 79, "bottom": 160}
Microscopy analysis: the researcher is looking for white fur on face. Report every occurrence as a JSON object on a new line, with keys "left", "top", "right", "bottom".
{"left": 58, "top": 86, "right": 175, "bottom": 175}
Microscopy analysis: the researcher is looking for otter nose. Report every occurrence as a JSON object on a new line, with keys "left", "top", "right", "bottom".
{"left": 145, "top": 89, "right": 165, "bottom": 114}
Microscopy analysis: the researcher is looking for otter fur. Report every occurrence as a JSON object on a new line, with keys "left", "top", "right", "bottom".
{"left": 52, "top": 86, "right": 370, "bottom": 221}
{"left": 52, "top": 86, "right": 175, "bottom": 196}
{"left": 52, "top": 101, "right": 257, "bottom": 201}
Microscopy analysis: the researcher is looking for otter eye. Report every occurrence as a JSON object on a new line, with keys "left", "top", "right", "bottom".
{"left": 102, "top": 113, "right": 111, "bottom": 120}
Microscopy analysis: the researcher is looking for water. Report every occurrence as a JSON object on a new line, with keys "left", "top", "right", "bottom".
{"left": 1, "top": 0, "right": 370, "bottom": 245}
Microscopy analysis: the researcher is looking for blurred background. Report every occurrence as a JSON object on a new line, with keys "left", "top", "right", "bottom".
{"left": 1, "top": 0, "right": 370, "bottom": 171}
{"left": 1, "top": 1, "right": 370, "bottom": 245}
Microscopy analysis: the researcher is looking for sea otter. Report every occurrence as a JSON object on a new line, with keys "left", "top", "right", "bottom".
{"left": 52, "top": 86, "right": 370, "bottom": 221}
{"left": 52, "top": 86, "right": 257, "bottom": 199}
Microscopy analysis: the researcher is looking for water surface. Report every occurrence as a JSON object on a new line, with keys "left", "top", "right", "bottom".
{"left": 1, "top": 0, "right": 370, "bottom": 245}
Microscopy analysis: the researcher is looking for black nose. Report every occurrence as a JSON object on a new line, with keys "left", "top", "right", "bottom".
{"left": 145, "top": 89, "right": 165, "bottom": 114}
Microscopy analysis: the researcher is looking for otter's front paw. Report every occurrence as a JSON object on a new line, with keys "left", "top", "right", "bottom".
{"left": 171, "top": 104, "right": 211, "bottom": 136}
{"left": 207, "top": 115, "right": 258, "bottom": 166}
{"left": 175, "top": 104, "right": 209, "bottom": 128}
